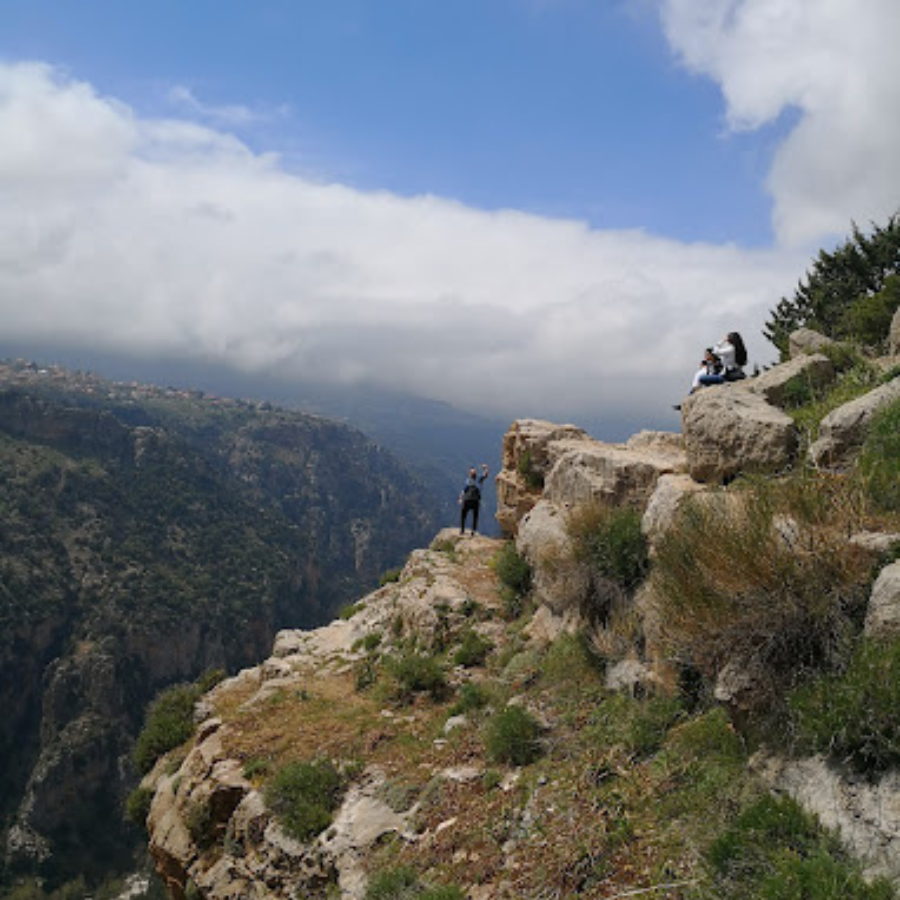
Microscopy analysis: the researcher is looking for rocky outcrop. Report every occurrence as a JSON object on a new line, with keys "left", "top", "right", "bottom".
{"left": 789, "top": 327, "right": 834, "bottom": 358}
{"left": 745, "top": 353, "right": 835, "bottom": 408}
{"left": 754, "top": 753, "right": 900, "bottom": 883}
{"left": 682, "top": 387, "right": 798, "bottom": 482}
{"left": 495, "top": 419, "right": 589, "bottom": 535}
{"left": 864, "top": 561, "right": 900, "bottom": 639}
{"left": 641, "top": 474, "right": 708, "bottom": 549}
{"left": 146, "top": 531, "right": 506, "bottom": 900}
{"left": 808, "top": 375, "right": 900, "bottom": 469}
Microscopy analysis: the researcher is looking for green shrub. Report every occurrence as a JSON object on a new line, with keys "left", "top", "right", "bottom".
{"left": 484, "top": 705, "right": 543, "bottom": 765}
{"left": 354, "top": 632, "right": 383, "bottom": 653}
{"left": 857, "top": 398, "right": 900, "bottom": 513}
{"left": 452, "top": 629, "right": 494, "bottom": 668}
{"left": 420, "top": 888, "right": 465, "bottom": 900}
{"left": 388, "top": 651, "right": 447, "bottom": 701}
{"left": 492, "top": 542, "right": 532, "bottom": 618}
{"left": 790, "top": 638, "right": 900, "bottom": 774}
{"left": 379, "top": 566, "right": 403, "bottom": 586}
{"left": 567, "top": 504, "right": 649, "bottom": 593}
{"left": 517, "top": 450, "right": 544, "bottom": 490}
{"left": 841, "top": 275, "right": 900, "bottom": 348}
{"left": 184, "top": 800, "right": 214, "bottom": 848}
{"left": 194, "top": 667, "right": 227, "bottom": 694}
{"left": 449, "top": 681, "right": 489, "bottom": 716}
{"left": 707, "top": 795, "right": 894, "bottom": 900}
{"left": 339, "top": 601, "right": 366, "bottom": 620}
{"left": 364, "top": 866, "right": 421, "bottom": 900}
{"left": 124, "top": 786, "right": 154, "bottom": 828}
{"left": 243, "top": 757, "right": 271, "bottom": 780}
{"left": 132, "top": 683, "right": 200, "bottom": 775}
{"left": 264, "top": 758, "right": 343, "bottom": 842}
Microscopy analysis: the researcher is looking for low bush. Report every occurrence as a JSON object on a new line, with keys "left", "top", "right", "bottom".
{"left": 484, "top": 705, "right": 543, "bottom": 766}
{"left": 452, "top": 629, "right": 493, "bottom": 668}
{"left": 264, "top": 758, "right": 343, "bottom": 842}
{"left": 706, "top": 794, "right": 894, "bottom": 900}
{"left": 449, "top": 681, "right": 490, "bottom": 716}
{"left": 492, "top": 542, "right": 532, "bottom": 619}
{"left": 790, "top": 638, "right": 900, "bottom": 774}
{"left": 567, "top": 503, "right": 649, "bottom": 593}
{"left": 124, "top": 786, "right": 154, "bottom": 828}
{"left": 517, "top": 450, "right": 544, "bottom": 490}
{"left": 387, "top": 651, "right": 447, "bottom": 701}
{"left": 379, "top": 566, "right": 403, "bottom": 586}
{"left": 857, "top": 398, "right": 900, "bottom": 514}
{"left": 132, "top": 683, "right": 201, "bottom": 775}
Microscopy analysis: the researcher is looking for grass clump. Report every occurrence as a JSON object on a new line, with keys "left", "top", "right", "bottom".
{"left": 491, "top": 541, "right": 532, "bottom": 618}
{"left": 650, "top": 475, "right": 875, "bottom": 718}
{"left": 132, "top": 683, "right": 201, "bottom": 775}
{"left": 387, "top": 651, "right": 448, "bottom": 701}
{"left": 364, "top": 867, "right": 465, "bottom": 900}
{"left": 517, "top": 449, "right": 544, "bottom": 490}
{"left": 264, "top": 758, "right": 343, "bottom": 842}
{"left": 857, "top": 398, "right": 900, "bottom": 513}
{"left": 124, "top": 786, "right": 154, "bottom": 829}
{"left": 587, "top": 693, "right": 684, "bottom": 759}
{"left": 451, "top": 629, "right": 494, "bottom": 668}
{"left": 789, "top": 638, "right": 900, "bottom": 774}
{"left": 484, "top": 705, "right": 543, "bottom": 766}
{"left": 705, "top": 794, "right": 895, "bottom": 900}
{"left": 449, "top": 681, "right": 490, "bottom": 716}
{"left": 567, "top": 503, "right": 649, "bottom": 595}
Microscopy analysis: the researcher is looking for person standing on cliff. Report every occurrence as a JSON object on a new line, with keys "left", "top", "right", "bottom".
{"left": 459, "top": 464, "right": 489, "bottom": 535}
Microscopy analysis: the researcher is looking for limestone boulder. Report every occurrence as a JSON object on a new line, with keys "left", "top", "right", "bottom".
{"left": 745, "top": 354, "right": 835, "bottom": 408}
{"left": 543, "top": 436, "right": 686, "bottom": 511}
{"left": 788, "top": 327, "right": 834, "bottom": 358}
{"left": 641, "top": 474, "right": 708, "bottom": 548}
{"left": 496, "top": 419, "right": 589, "bottom": 535}
{"left": 864, "top": 562, "right": 900, "bottom": 639}
{"left": 682, "top": 387, "right": 798, "bottom": 483}
{"left": 808, "top": 375, "right": 900, "bottom": 469}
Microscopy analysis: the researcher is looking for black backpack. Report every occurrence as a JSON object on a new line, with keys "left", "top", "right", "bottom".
{"left": 463, "top": 483, "right": 481, "bottom": 503}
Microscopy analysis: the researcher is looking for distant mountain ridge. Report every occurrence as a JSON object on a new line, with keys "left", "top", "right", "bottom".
{"left": 0, "top": 360, "right": 440, "bottom": 891}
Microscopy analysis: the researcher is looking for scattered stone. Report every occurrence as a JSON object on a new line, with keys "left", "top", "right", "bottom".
{"left": 864, "top": 562, "right": 900, "bottom": 639}
{"left": 850, "top": 531, "right": 900, "bottom": 554}
{"left": 641, "top": 473, "right": 707, "bottom": 548}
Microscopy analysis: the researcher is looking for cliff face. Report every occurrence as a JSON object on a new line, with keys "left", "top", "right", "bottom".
{"left": 0, "top": 364, "right": 440, "bottom": 890}
{"left": 142, "top": 347, "right": 900, "bottom": 899}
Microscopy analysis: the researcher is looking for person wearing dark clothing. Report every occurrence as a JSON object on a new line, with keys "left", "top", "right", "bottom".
{"left": 459, "top": 464, "right": 489, "bottom": 535}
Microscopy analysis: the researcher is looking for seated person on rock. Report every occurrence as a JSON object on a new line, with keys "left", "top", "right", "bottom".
{"left": 696, "top": 331, "right": 747, "bottom": 387}
{"left": 690, "top": 347, "right": 723, "bottom": 393}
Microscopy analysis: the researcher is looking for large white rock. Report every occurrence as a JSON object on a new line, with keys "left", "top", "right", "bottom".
{"left": 864, "top": 562, "right": 900, "bottom": 639}
{"left": 543, "top": 436, "right": 685, "bottom": 510}
{"left": 682, "top": 387, "right": 798, "bottom": 483}
{"left": 808, "top": 375, "right": 900, "bottom": 469}
{"left": 641, "top": 474, "right": 708, "bottom": 548}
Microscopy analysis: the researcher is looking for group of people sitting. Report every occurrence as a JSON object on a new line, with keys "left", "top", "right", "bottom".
{"left": 684, "top": 331, "right": 748, "bottom": 397}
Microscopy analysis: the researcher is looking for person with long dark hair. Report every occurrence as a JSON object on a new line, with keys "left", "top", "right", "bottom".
{"left": 697, "top": 331, "right": 747, "bottom": 386}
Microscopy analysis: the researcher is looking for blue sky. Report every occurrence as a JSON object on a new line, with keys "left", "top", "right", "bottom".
{"left": 1, "top": 0, "right": 779, "bottom": 243}
{"left": 0, "top": 1, "right": 898, "bottom": 425}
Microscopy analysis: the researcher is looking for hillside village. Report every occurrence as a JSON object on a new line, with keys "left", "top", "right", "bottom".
{"left": 137, "top": 321, "right": 900, "bottom": 900}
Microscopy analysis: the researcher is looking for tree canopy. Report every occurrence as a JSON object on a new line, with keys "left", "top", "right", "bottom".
{"left": 764, "top": 213, "right": 900, "bottom": 357}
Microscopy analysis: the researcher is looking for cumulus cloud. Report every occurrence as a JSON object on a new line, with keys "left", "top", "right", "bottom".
{"left": 0, "top": 61, "right": 809, "bottom": 424}
{"left": 660, "top": 0, "right": 900, "bottom": 246}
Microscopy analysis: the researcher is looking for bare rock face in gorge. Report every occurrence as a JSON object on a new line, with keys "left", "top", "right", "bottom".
{"left": 0, "top": 362, "right": 439, "bottom": 891}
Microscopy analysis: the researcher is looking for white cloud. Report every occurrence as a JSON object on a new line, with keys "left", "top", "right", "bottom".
{"left": 660, "top": 0, "right": 900, "bottom": 246}
{"left": 0, "top": 61, "right": 815, "bottom": 426}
